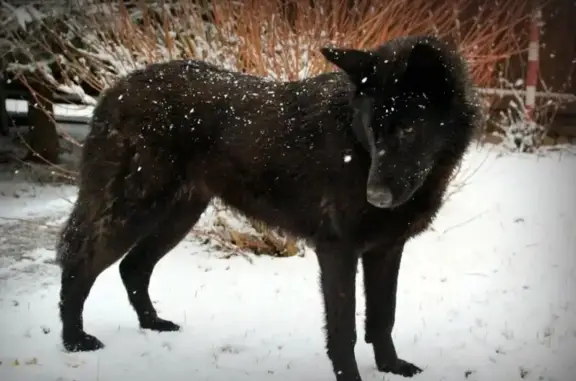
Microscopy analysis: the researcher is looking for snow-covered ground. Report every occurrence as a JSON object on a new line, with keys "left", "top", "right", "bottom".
{"left": 0, "top": 145, "right": 575, "bottom": 381}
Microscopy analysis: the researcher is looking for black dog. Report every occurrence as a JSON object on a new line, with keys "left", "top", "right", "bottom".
{"left": 56, "top": 35, "right": 482, "bottom": 381}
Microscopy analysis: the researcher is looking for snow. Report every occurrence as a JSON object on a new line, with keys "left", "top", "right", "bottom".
{"left": 0, "top": 145, "right": 575, "bottom": 381}
{"left": 0, "top": 2, "right": 48, "bottom": 31}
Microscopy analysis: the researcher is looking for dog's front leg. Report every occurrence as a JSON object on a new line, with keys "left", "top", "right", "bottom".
{"left": 362, "top": 241, "right": 423, "bottom": 377}
{"left": 315, "top": 241, "right": 362, "bottom": 381}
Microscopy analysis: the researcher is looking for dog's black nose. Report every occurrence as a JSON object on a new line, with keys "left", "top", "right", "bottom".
{"left": 366, "top": 187, "right": 393, "bottom": 208}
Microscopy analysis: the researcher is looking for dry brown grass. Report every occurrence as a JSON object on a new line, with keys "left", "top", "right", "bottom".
{"left": 6, "top": 0, "right": 530, "bottom": 94}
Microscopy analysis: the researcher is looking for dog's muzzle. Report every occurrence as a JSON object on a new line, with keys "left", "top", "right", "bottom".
{"left": 366, "top": 186, "right": 393, "bottom": 208}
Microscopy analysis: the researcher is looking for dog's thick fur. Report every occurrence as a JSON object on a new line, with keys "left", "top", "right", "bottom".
{"left": 56, "top": 35, "right": 481, "bottom": 381}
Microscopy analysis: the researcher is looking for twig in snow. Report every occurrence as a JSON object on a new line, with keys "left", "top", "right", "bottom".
{"left": 439, "top": 211, "right": 487, "bottom": 236}
{"left": 0, "top": 216, "right": 57, "bottom": 227}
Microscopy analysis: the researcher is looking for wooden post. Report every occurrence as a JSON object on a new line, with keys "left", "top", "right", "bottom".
{"left": 23, "top": 79, "right": 60, "bottom": 164}
{"left": 525, "top": 1, "right": 542, "bottom": 121}
{"left": 0, "top": 72, "right": 9, "bottom": 136}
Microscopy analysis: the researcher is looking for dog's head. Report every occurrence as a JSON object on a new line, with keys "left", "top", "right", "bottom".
{"left": 321, "top": 35, "right": 477, "bottom": 209}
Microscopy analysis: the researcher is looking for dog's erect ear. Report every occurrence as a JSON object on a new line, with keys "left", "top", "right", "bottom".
{"left": 405, "top": 41, "right": 447, "bottom": 76}
{"left": 320, "top": 47, "right": 379, "bottom": 89}
{"left": 402, "top": 39, "right": 456, "bottom": 106}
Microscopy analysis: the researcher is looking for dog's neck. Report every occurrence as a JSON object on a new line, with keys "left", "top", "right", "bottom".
{"left": 350, "top": 94, "right": 375, "bottom": 154}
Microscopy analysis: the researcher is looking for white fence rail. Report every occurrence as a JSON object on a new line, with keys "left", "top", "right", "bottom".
{"left": 5, "top": 86, "right": 575, "bottom": 125}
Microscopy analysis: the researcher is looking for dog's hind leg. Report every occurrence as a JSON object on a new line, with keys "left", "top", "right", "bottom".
{"left": 56, "top": 186, "right": 194, "bottom": 352}
{"left": 56, "top": 202, "right": 145, "bottom": 352}
{"left": 362, "top": 241, "right": 422, "bottom": 377}
{"left": 119, "top": 196, "right": 209, "bottom": 332}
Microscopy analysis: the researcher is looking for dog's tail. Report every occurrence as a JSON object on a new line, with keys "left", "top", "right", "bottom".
{"left": 55, "top": 204, "right": 90, "bottom": 268}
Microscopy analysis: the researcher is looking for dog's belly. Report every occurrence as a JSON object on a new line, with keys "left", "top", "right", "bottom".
{"left": 210, "top": 180, "right": 325, "bottom": 240}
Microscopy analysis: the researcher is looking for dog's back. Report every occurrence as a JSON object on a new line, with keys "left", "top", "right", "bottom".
{"left": 76, "top": 59, "right": 360, "bottom": 241}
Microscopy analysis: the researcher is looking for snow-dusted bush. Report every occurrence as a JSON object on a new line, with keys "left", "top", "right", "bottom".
{"left": 491, "top": 78, "right": 550, "bottom": 153}
{"left": 497, "top": 111, "right": 546, "bottom": 154}
{"left": 3, "top": 0, "right": 530, "bottom": 96}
